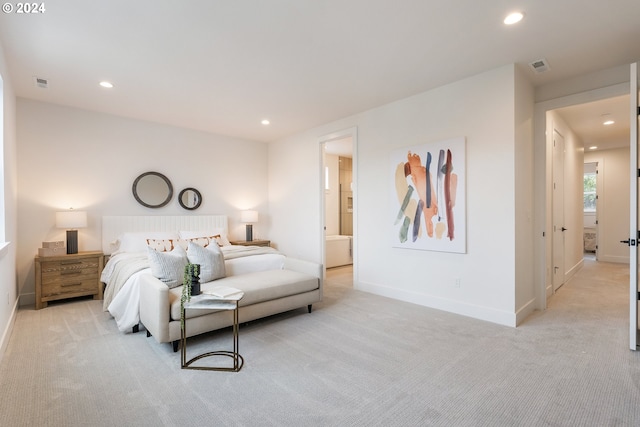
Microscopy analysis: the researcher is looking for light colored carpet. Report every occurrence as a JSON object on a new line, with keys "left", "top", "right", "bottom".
{"left": 2, "top": 261, "right": 640, "bottom": 426}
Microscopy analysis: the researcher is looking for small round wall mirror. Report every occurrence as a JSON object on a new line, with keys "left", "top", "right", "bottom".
{"left": 132, "top": 171, "right": 173, "bottom": 208}
{"left": 178, "top": 188, "right": 202, "bottom": 210}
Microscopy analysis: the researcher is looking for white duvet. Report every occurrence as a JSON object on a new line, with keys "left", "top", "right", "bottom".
{"left": 102, "top": 246, "right": 286, "bottom": 332}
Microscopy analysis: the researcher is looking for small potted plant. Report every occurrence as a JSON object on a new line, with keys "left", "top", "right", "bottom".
{"left": 184, "top": 263, "right": 201, "bottom": 296}
{"left": 180, "top": 263, "right": 201, "bottom": 328}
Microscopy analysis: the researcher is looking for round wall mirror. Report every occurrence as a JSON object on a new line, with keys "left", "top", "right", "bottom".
{"left": 132, "top": 171, "right": 173, "bottom": 208}
{"left": 178, "top": 188, "right": 202, "bottom": 210}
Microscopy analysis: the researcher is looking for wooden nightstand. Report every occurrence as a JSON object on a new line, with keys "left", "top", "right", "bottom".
{"left": 34, "top": 251, "right": 104, "bottom": 309}
{"left": 230, "top": 239, "right": 271, "bottom": 247}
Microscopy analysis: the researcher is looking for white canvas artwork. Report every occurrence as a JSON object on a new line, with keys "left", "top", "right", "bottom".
{"left": 390, "top": 137, "right": 466, "bottom": 253}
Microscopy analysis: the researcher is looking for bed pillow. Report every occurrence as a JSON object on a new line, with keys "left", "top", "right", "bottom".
{"left": 179, "top": 230, "right": 231, "bottom": 246}
{"left": 147, "top": 245, "right": 188, "bottom": 288}
{"left": 147, "top": 236, "right": 215, "bottom": 252}
{"left": 115, "top": 232, "right": 180, "bottom": 254}
{"left": 186, "top": 241, "right": 226, "bottom": 282}
{"left": 146, "top": 238, "right": 177, "bottom": 252}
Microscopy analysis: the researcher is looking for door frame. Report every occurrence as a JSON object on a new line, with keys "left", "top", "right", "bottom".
{"left": 629, "top": 62, "right": 638, "bottom": 350}
{"left": 318, "top": 127, "right": 358, "bottom": 282}
{"left": 534, "top": 82, "right": 630, "bottom": 311}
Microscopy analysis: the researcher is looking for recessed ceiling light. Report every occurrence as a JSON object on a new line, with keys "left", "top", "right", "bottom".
{"left": 589, "top": 146, "right": 598, "bottom": 150}
{"left": 261, "top": 119, "right": 270, "bottom": 125}
{"left": 99, "top": 81, "right": 114, "bottom": 88}
{"left": 504, "top": 12, "right": 524, "bottom": 25}
{"left": 603, "top": 120, "right": 615, "bottom": 125}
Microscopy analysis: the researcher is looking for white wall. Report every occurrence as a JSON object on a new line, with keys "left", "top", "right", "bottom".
{"left": 585, "top": 147, "right": 629, "bottom": 263}
{"left": 269, "top": 64, "right": 533, "bottom": 326}
{"left": 514, "top": 66, "right": 536, "bottom": 320}
{"left": 0, "top": 40, "right": 18, "bottom": 362}
{"left": 16, "top": 99, "right": 268, "bottom": 305}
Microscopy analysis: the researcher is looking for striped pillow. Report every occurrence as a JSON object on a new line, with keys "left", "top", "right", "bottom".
{"left": 186, "top": 241, "right": 226, "bottom": 282}
{"left": 147, "top": 245, "right": 188, "bottom": 288}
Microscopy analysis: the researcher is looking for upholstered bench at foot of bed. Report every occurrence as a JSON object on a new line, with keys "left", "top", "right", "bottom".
{"left": 139, "top": 257, "right": 323, "bottom": 351}
{"left": 168, "top": 269, "right": 319, "bottom": 321}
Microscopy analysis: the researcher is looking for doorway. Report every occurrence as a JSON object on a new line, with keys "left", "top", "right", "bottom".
{"left": 534, "top": 82, "right": 630, "bottom": 309}
{"left": 319, "top": 127, "right": 357, "bottom": 286}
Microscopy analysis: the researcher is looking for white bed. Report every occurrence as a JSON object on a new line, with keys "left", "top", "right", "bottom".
{"left": 101, "top": 215, "right": 286, "bottom": 332}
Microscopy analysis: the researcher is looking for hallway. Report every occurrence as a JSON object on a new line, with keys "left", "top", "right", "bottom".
{"left": 527, "top": 256, "right": 630, "bottom": 339}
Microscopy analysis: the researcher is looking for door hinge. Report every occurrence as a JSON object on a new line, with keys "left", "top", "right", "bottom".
{"left": 637, "top": 291, "right": 640, "bottom": 301}
{"left": 637, "top": 106, "right": 640, "bottom": 116}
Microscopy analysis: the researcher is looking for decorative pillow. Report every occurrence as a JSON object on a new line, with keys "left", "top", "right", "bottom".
{"left": 186, "top": 241, "right": 226, "bottom": 282}
{"left": 147, "top": 245, "right": 188, "bottom": 288}
{"left": 115, "top": 232, "right": 179, "bottom": 254}
{"left": 146, "top": 238, "right": 177, "bottom": 252}
{"left": 184, "top": 236, "right": 212, "bottom": 248}
{"left": 179, "top": 230, "right": 231, "bottom": 246}
{"left": 146, "top": 236, "right": 218, "bottom": 252}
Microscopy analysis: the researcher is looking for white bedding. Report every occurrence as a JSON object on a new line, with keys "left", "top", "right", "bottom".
{"left": 102, "top": 245, "right": 285, "bottom": 332}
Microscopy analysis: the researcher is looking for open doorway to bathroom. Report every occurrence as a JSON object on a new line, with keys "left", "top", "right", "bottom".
{"left": 320, "top": 128, "right": 356, "bottom": 287}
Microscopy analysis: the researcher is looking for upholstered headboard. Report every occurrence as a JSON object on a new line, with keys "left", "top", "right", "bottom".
{"left": 102, "top": 215, "right": 228, "bottom": 254}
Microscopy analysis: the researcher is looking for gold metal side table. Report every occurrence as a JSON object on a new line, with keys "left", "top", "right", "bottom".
{"left": 180, "top": 291, "right": 244, "bottom": 372}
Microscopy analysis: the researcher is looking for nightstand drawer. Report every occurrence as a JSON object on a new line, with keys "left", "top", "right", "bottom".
{"left": 41, "top": 259, "right": 101, "bottom": 279}
{"left": 41, "top": 277, "right": 99, "bottom": 299}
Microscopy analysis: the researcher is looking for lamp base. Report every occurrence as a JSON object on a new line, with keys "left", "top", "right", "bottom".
{"left": 245, "top": 224, "right": 253, "bottom": 242}
{"left": 66, "top": 230, "right": 78, "bottom": 254}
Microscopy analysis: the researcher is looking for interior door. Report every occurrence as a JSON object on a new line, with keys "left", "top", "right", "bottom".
{"left": 552, "top": 130, "right": 566, "bottom": 291}
{"left": 630, "top": 62, "right": 639, "bottom": 350}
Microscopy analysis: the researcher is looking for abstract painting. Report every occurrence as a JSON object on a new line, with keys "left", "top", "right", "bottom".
{"left": 391, "top": 137, "right": 466, "bottom": 253}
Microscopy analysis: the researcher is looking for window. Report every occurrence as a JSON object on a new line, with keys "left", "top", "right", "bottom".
{"left": 583, "top": 164, "right": 597, "bottom": 212}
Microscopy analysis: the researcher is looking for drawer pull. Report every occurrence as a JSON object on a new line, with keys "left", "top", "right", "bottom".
{"left": 61, "top": 283, "right": 82, "bottom": 287}
{"left": 60, "top": 260, "right": 83, "bottom": 265}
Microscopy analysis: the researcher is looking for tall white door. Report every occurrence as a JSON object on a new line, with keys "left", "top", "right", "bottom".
{"left": 629, "top": 62, "right": 639, "bottom": 350}
{"left": 552, "top": 130, "right": 566, "bottom": 291}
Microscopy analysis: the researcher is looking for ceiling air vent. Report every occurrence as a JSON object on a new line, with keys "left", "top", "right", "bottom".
{"left": 529, "top": 58, "right": 550, "bottom": 73}
{"left": 33, "top": 76, "right": 49, "bottom": 89}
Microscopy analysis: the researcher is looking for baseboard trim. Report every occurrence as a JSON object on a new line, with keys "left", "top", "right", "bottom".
{"left": 565, "top": 258, "right": 584, "bottom": 282}
{"left": 597, "top": 254, "right": 629, "bottom": 264}
{"left": 355, "top": 280, "right": 517, "bottom": 327}
{"left": 0, "top": 298, "right": 18, "bottom": 365}
{"left": 515, "top": 297, "right": 537, "bottom": 326}
{"left": 19, "top": 292, "right": 35, "bottom": 307}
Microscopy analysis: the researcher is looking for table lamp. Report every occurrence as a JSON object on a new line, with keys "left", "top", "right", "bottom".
{"left": 240, "top": 210, "right": 258, "bottom": 242}
{"left": 56, "top": 210, "right": 87, "bottom": 254}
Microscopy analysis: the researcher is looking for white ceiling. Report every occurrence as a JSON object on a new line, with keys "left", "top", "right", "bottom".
{"left": 1, "top": 1, "right": 639, "bottom": 143}
{"left": 554, "top": 95, "right": 631, "bottom": 152}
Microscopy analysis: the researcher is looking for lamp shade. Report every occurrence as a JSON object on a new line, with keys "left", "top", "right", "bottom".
{"left": 240, "top": 210, "right": 258, "bottom": 223}
{"left": 56, "top": 211, "right": 87, "bottom": 229}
